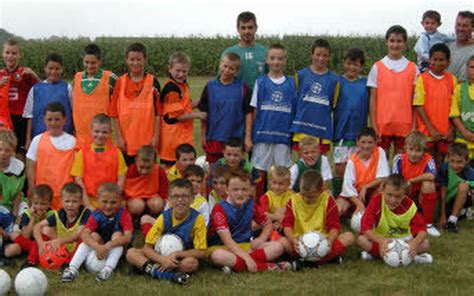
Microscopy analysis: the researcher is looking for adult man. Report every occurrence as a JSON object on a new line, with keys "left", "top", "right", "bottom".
{"left": 448, "top": 11, "right": 473, "bottom": 82}
{"left": 220, "top": 11, "right": 267, "bottom": 90}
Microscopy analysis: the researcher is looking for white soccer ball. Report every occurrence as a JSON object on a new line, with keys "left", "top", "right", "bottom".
{"left": 154, "top": 234, "right": 184, "bottom": 256}
{"left": 14, "top": 267, "right": 47, "bottom": 296}
{"left": 351, "top": 211, "right": 364, "bottom": 233}
{"left": 195, "top": 156, "right": 210, "bottom": 173}
{"left": 383, "top": 239, "right": 412, "bottom": 267}
{"left": 0, "top": 269, "right": 11, "bottom": 296}
{"left": 85, "top": 250, "right": 107, "bottom": 273}
{"left": 297, "top": 231, "right": 330, "bottom": 262}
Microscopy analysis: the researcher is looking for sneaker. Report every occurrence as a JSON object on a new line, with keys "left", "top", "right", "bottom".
{"left": 221, "top": 266, "right": 232, "bottom": 274}
{"left": 278, "top": 260, "right": 301, "bottom": 271}
{"left": 61, "top": 267, "right": 79, "bottom": 282}
{"left": 96, "top": 267, "right": 113, "bottom": 282}
{"left": 427, "top": 224, "right": 441, "bottom": 237}
{"left": 446, "top": 221, "right": 459, "bottom": 233}
{"left": 414, "top": 253, "right": 433, "bottom": 264}
{"left": 172, "top": 272, "right": 191, "bottom": 285}
{"left": 361, "top": 251, "right": 373, "bottom": 261}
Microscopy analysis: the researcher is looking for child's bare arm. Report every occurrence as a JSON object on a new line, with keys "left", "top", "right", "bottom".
{"left": 106, "top": 230, "right": 133, "bottom": 248}
{"left": 25, "top": 119, "right": 32, "bottom": 149}
{"left": 33, "top": 219, "right": 48, "bottom": 244}
{"left": 452, "top": 118, "right": 474, "bottom": 142}
{"left": 283, "top": 227, "right": 298, "bottom": 248}
{"left": 439, "top": 186, "right": 447, "bottom": 225}
{"left": 113, "top": 118, "right": 126, "bottom": 152}
{"left": 369, "top": 88, "right": 378, "bottom": 136}
{"left": 244, "top": 112, "right": 253, "bottom": 152}
{"left": 415, "top": 106, "right": 441, "bottom": 140}
{"left": 21, "top": 215, "right": 36, "bottom": 238}
{"left": 81, "top": 228, "right": 102, "bottom": 249}
{"left": 151, "top": 115, "right": 160, "bottom": 148}
{"left": 26, "top": 159, "right": 36, "bottom": 192}
{"left": 327, "top": 228, "right": 339, "bottom": 245}
{"left": 252, "top": 222, "right": 272, "bottom": 249}
{"left": 177, "top": 112, "right": 207, "bottom": 121}
{"left": 200, "top": 118, "right": 207, "bottom": 148}
{"left": 74, "top": 176, "right": 92, "bottom": 209}
{"left": 173, "top": 249, "right": 205, "bottom": 260}
{"left": 117, "top": 175, "right": 126, "bottom": 191}
{"left": 12, "top": 192, "right": 22, "bottom": 221}
{"left": 408, "top": 173, "right": 435, "bottom": 185}
{"left": 219, "top": 229, "right": 255, "bottom": 264}
{"left": 364, "top": 229, "right": 388, "bottom": 256}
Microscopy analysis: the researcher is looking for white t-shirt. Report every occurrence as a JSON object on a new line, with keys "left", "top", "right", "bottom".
{"left": 367, "top": 56, "right": 419, "bottom": 88}
{"left": 290, "top": 156, "right": 333, "bottom": 189}
{"left": 22, "top": 80, "right": 73, "bottom": 118}
{"left": 250, "top": 76, "right": 287, "bottom": 107}
{"left": 2, "top": 157, "right": 24, "bottom": 176}
{"left": 26, "top": 132, "right": 76, "bottom": 161}
{"left": 340, "top": 147, "right": 389, "bottom": 198}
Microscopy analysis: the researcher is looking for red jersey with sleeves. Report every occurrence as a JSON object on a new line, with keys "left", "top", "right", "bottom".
{"left": 209, "top": 201, "right": 268, "bottom": 235}
{"left": 282, "top": 197, "right": 340, "bottom": 232}
{"left": 361, "top": 194, "right": 426, "bottom": 236}
{"left": 0, "top": 67, "right": 38, "bottom": 115}
{"left": 84, "top": 207, "right": 133, "bottom": 234}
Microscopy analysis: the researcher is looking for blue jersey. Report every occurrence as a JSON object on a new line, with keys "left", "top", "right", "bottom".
{"left": 253, "top": 75, "right": 297, "bottom": 144}
{"left": 162, "top": 208, "right": 200, "bottom": 249}
{"left": 90, "top": 207, "right": 124, "bottom": 242}
{"left": 208, "top": 199, "right": 254, "bottom": 246}
{"left": 291, "top": 68, "right": 339, "bottom": 140}
{"left": 32, "top": 80, "right": 73, "bottom": 138}
{"left": 333, "top": 76, "right": 369, "bottom": 141}
{"left": 0, "top": 206, "right": 14, "bottom": 235}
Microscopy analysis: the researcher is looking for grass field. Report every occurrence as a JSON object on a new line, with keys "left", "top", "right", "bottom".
{"left": 2, "top": 76, "right": 474, "bottom": 295}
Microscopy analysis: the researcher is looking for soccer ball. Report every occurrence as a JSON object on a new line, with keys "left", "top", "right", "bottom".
{"left": 14, "top": 267, "right": 48, "bottom": 296}
{"left": 351, "top": 211, "right": 364, "bottom": 233}
{"left": 0, "top": 269, "right": 11, "bottom": 296}
{"left": 154, "top": 234, "right": 184, "bottom": 256}
{"left": 195, "top": 156, "right": 210, "bottom": 173}
{"left": 85, "top": 250, "right": 107, "bottom": 273}
{"left": 383, "top": 239, "right": 412, "bottom": 267}
{"left": 297, "top": 231, "right": 330, "bottom": 262}
{"left": 39, "top": 245, "right": 69, "bottom": 269}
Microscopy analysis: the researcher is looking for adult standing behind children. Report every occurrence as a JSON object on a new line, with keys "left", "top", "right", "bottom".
{"left": 448, "top": 11, "right": 473, "bottom": 82}
{"left": 220, "top": 11, "right": 267, "bottom": 90}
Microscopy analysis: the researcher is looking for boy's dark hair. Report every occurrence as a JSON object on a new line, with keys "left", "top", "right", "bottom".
{"left": 223, "top": 52, "right": 241, "bottom": 64}
{"left": 184, "top": 164, "right": 205, "bottom": 179}
{"left": 61, "top": 182, "right": 83, "bottom": 197}
{"left": 84, "top": 43, "right": 102, "bottom": 60}
{"left": 422, "top": 10, "right": 441, "bottom": 24}
{"left": 91, "top": 113, "right": 112, "bottom": 127}
{"left": 126, "top": 42, "right": 147, "bottom": 59}
{"left": 383, "top": 174, "right": 407, "bottom": 190}
{"left": 176, "top": 143, "right": 196, "bottom": 160}
{"left": 344, "top": 48, "right": 365, "bottom": 66}
{"left": 385, "top": 25, "right": 408, "bottom": 42}
{"left": 448, "top": 142, "right": 469, "bottom": 160}
{"left": 169, "top": 178, "right": 194, "bottom": 196}
{"left": 44, "top": 102, "right": 65, "bottom": 116}
{"left": 237, "top": 11, "right": 257, "bottom": 27}
{"left": 300, "top": 169, "right": 323, "bottom": 192}
{"left": 429, "top": 43, "right": 451, "bottom": 60}
{"left": 31, "top": 184, "right": 54, "bottom": 202}
{"left": 311, "top": 38, "right": 331, "bottom": 54}
{"left": 97, "top": 182, "right": 122, "bottom": 197}
{"left": 136, "top": 145, "right": 156, "bottom": 163}
{"left": 211, "top": 164, "right": 231, "bottom": 180}
{"left": 226, "top": 168, "right": 251, "bottom": 185}
{"left": 357, "top": 127, "right": 377, "bottom": 141}
{"left": 457, "top": 11, "right": 474, "bottom": 26}
{"left": 45, "top": 53, "right": 63, "bottom": 67}
{"left": 225, "top": 137, "right": 244, "bottom": 151}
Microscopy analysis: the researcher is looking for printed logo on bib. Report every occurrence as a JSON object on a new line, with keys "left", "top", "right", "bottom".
{"left": 310, "top": 82, "right": 322, "bottom": 95}
{"left": 461, "top": 112, "right": 474, "bottom": 123}
{"left": 271, "top": 91, "right": 283, "bottom": 103}
{"left": 387, "top": 226, "right": 409, "bottom": 237}
{"left": 8, "top": 87, "right": 19, "bottom": 101}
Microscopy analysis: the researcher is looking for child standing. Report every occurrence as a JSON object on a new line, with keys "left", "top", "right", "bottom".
{"left": 110, "top": 43, "right": 160, "bottom": 164}
{"left": 368, "top": 25, "right": 419, "bottom": 154}
{"left": 356, "top": 174, "right": 432, "bottom": 264}
{"left": 333, "top": 48, "right": 369, "bottom": 197}
{"left": 26, "top": 102, "right": 76, "bottom": 210}
{"left": 291, "top": 39, "right": 340, "bottom": 155}
{"left": 62, "top": 183, "right": 133, "bottom": 282}
{"left": 436, "top": 143, "right": 474, "bottom": 232}
{"left": 414, "top": 43, "right": 457, "bottom": 166}
{"left": 159, "top": 52, "right": 206, "bottom": 165}
{"left": 166, "top": 143, "right": 196, "bottom": 183}
{"left": 414, "top": 10, "right": 454, "bottom": 72}
{"left": 71, "top": 114, "right": 127, "bottom": 209}
{"left": 250, "top": 44, "right": 296, "bottom": 172}
{"left": 392, "top": 131, "right": 439, "bottom": 236}
{"left": 23, "top": 53, "right": 73, "bottom": 146}
{"left": 73, "top": 44, "right": 117, "bottom": 146}
{"left": 198, "top": 53, "right": 253, "bottom": 163}
{"left": 0, "top": 39, "right": 39, "bottom": 153}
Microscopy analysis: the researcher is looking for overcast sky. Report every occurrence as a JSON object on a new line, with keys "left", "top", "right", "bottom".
{"left": 0, "top": 0, "right": 471, "bottom": 39}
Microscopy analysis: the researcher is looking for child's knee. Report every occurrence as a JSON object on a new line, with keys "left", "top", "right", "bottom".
{"left": 338, "top": 232, "right": 355, "bottom": 247}
{"left": 457, "top": 182, "right": 469, "bottom": 193}
{"left": 127, "top": 199, "right": 145, "bottom": 216}
{"left": 140, "top": 214, "right": 155, "bottom": 225}
{"left": 125, "top": 248, "right": 142, "bottom": 264}
{"left": 147, "top": 197, "right": 164, "bottom": 215}
{"left": 5, "top": 243, "right": 22, "bottom": 258}
{"left": 210, "top": 249, "right": 229, "bottom": 265}
{"left": 179, "top": 257, "right": 199, "bottom": 273}
{"left": 355, "top": 235, "right": 368, "bottom": 248}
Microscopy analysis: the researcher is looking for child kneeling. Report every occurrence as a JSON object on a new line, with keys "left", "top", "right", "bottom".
{"left": 356, "top": 174, "right": 432, "bottom": 264}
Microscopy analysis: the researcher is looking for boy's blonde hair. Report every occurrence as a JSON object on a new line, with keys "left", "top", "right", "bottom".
{"left": 61, "top": 182, "right": 83, "bottom": 198}
{"left": 136, "top": 145, "right": 156, "bottom": 163}
{"left": 169, "top": 51, "right": 191, "bottom": 67}
{"left": 0, "top": 130, "right": 18, "bottom": 149}
{"left": 405, "top": 131, "right": 427, "bottom": 151}
{"left": 298, "top": 136, "right": 319, "bottom": 150}
{"left": 383, "top": 174, "right": 407, "bottom": 191}
{"left": 97, "top": 182, "right": 122, "bottom": 198}
{"left": 300, "top": 169, "right": 323, "bottom": 192}
{"left": 270, "top": 166, "right": 291, "bottom": 182}
{"left": 91, "top": 113, "right": 112, "bottom": 127}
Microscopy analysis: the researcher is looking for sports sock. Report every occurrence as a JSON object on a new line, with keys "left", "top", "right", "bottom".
{"left": 421, "top": 192, "right": 437, "bottom": 224}
{"left": 151, "top": 268, "right": 175, "bottom": 281}
{"left": 69, "top": 242, "right": 92, "bottom": 270}
{"left": 369, "top": 242, "right": 380, "bottom": 258}
{"left": 319, "top": 239, "right": 346, "bottom": 264}
{"left": 448, "top": 215, "right": 458, "bottom": 224}
{"left": 13, "top": 235, "right": 33, "bottom": 251}
{"left": 104, "top": 246, "right": 123, "bottom": 270}
{"left": 232, "top": 256, "right": 247, "bottom": 272}
{"left": 332, "top": 177, "right": 343, "bottom": 198}
{"left": 27, "top": 241, "right": 39, "bottom": 264}
{"left": 249, "top": 248, "right": 267, "bottom": 263}
{"left": 141, "top": 223, "right": 152, "bottom": 237}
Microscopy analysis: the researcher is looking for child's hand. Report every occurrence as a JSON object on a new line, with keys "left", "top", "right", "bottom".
{"left": 244, "top": 257, "right": 258, "bottom": 273}
{"left": 158, "top": 255, "right": 178, "bottom": 272}
{"left": 117, "top": 136, "right": 127, "bottom": 152}
{"left": 22, "top": 67, "right": 35, "bottom": 77}
{"left": 379, "top": 239, "right": 389, "bottom": 257}
{"left": 95, "top": 244, "right": 109, "bottom": 260}
{"left": 46, "top": 239, "right": 61, "bottom": 253}
{"left": 407, "top": 240, "right": 418, "bottom": 258}
{"left": 150, "top": 135, "right": 159, "bottom": 149}
{"left": 194, "top": 111, "right": 207, "bottom": 120}
{"left": 251, "top": 237, "right": 264, "bottom": 250}
{"left": 272, "top": 221, "right": 281, "bottom": 231}
{"left": 0, "top": 76, "right": 9, "bottom": 87}
{"left": 38, "top": 242, "right": 45, "bottom": 256}
{"left": 244, "top": 136, "right": 253, "bottom": 153}
{"left": 428, "top": 128, "right": 441, "bottom": 141}
{"left": 358, "top": 187, "right": 367, "bottom": 203}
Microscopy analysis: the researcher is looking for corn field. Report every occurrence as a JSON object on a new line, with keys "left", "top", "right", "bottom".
{"left": 11, "top": 35, "right": 417, "bottom": 79}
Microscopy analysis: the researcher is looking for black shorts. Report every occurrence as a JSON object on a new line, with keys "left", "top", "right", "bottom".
{"left": 11, "top": 115, "right": 27, "bottom": 154}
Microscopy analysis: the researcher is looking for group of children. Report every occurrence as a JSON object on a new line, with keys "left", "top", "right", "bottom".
{"left": 0, "top": 8, "right": 473, "bottom": 285}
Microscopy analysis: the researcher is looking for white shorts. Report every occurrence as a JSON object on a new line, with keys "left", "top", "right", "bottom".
{"left": 333, "top": 144, "right": 358, "bottom": 164}
{"left": 251, "top": 143, "right": 292, "bottom": 171}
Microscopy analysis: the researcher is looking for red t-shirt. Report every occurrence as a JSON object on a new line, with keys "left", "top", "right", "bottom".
{"left": 361, "top": 194, "right": 426, "bottom": 235}
{"left": 85, "top": 208, "right": 133, "bottom": 234}
{"left": 0, "top": 67, "right": 38, "bottom": 115}
{"left": 282, "top": 198, "right": 340, "bottom": 232}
